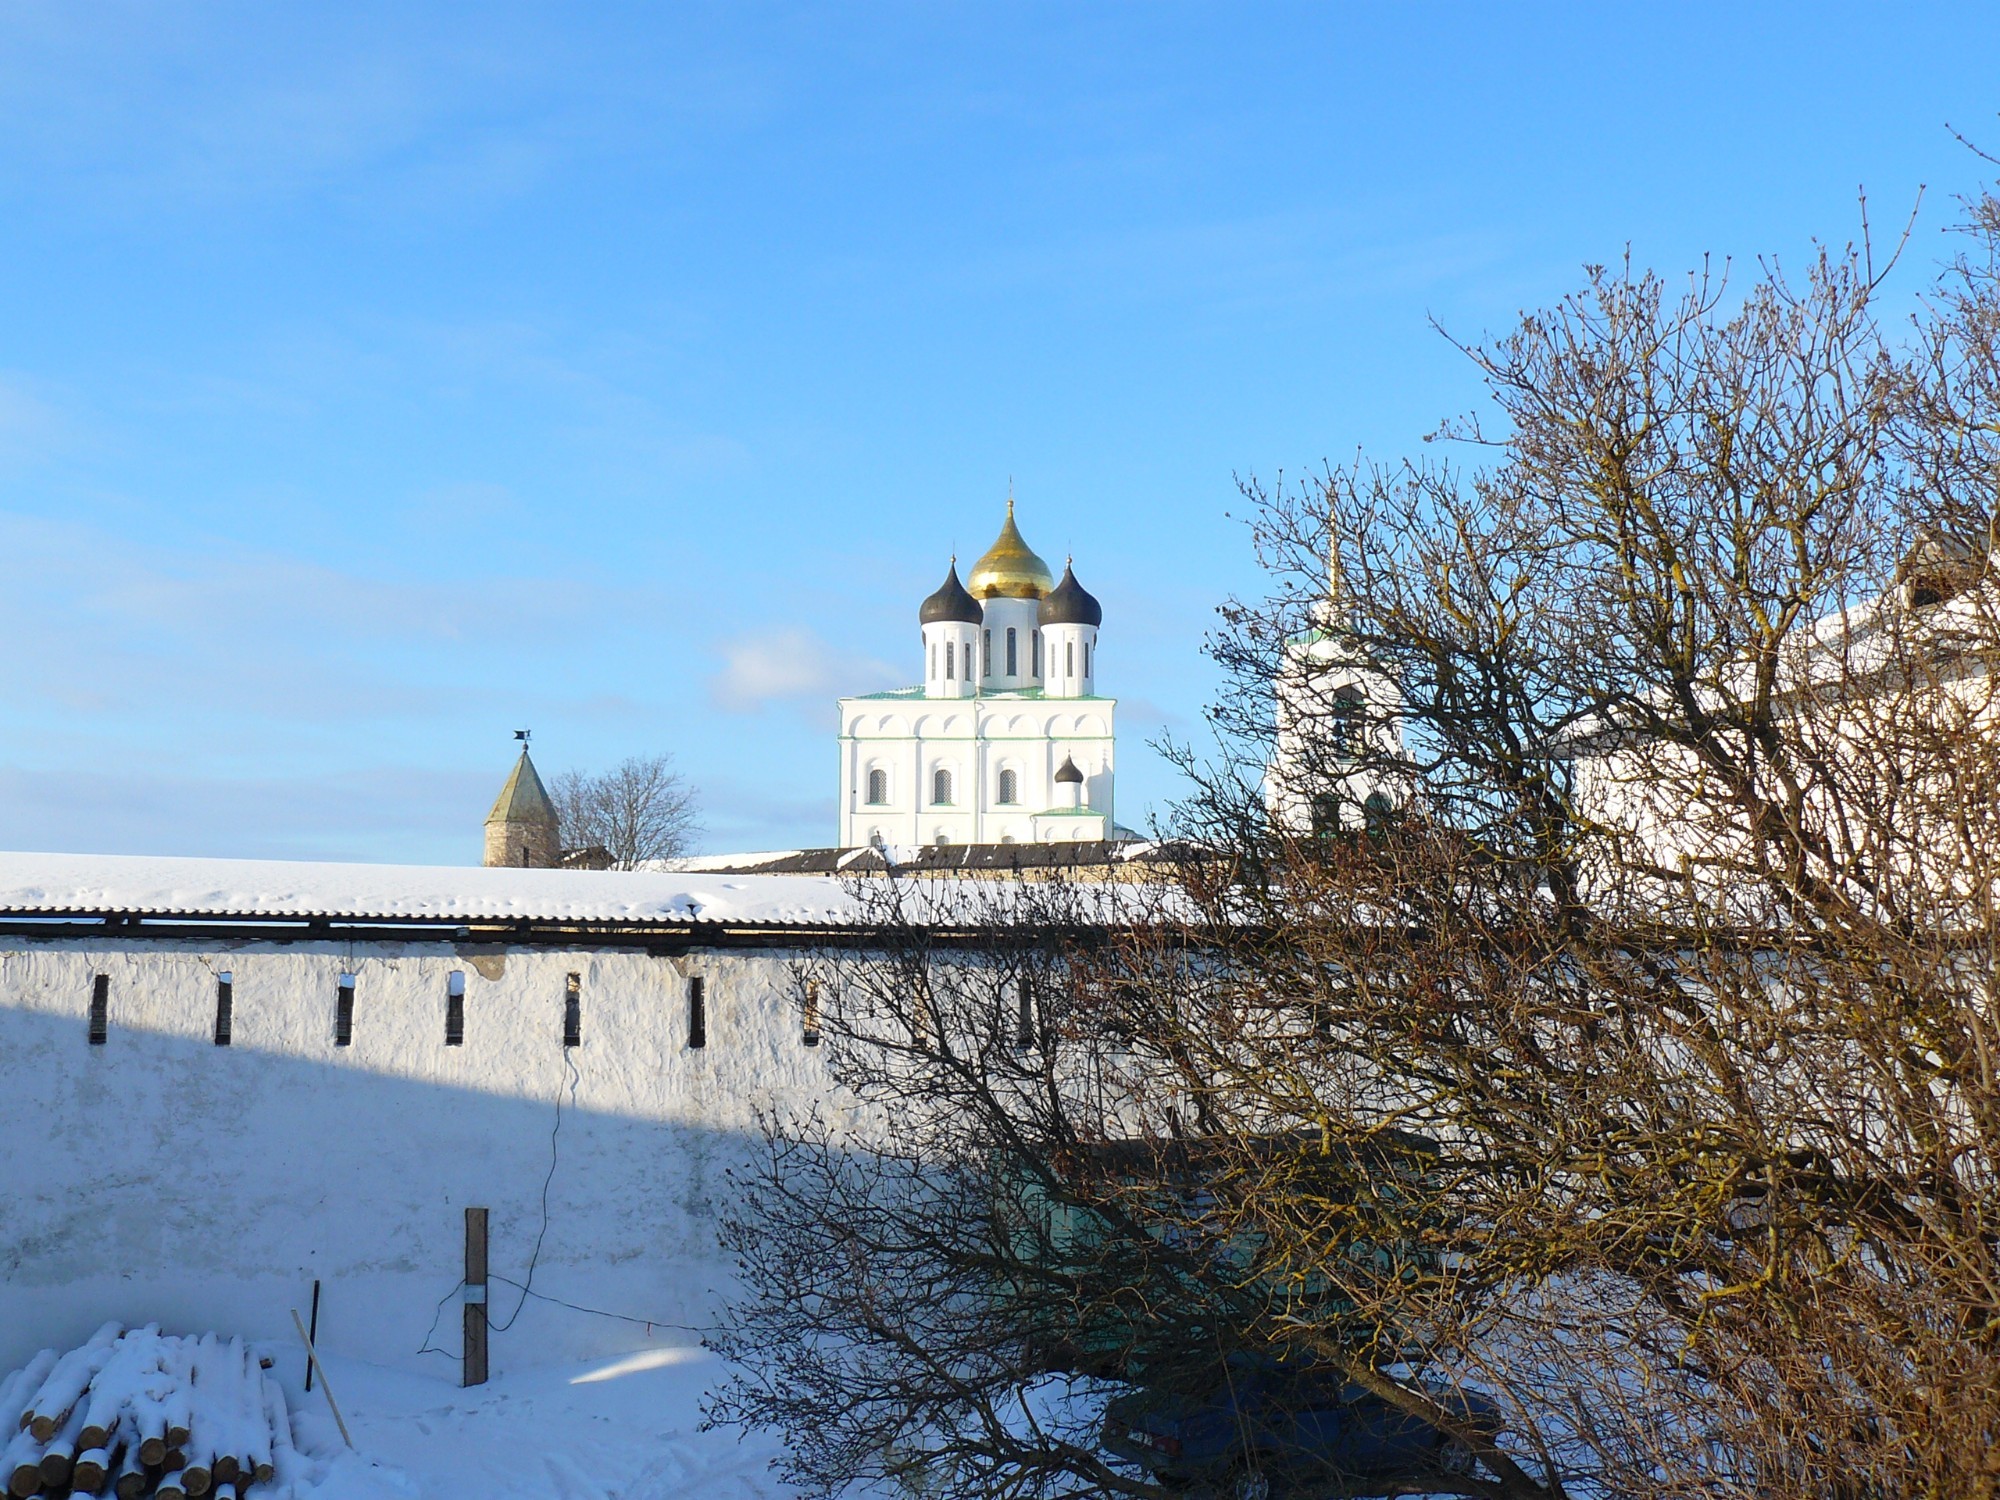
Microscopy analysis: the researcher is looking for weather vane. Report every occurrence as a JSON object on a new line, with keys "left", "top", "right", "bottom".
{"left": 514, "top": 729, "right": 531, "bottom": 743}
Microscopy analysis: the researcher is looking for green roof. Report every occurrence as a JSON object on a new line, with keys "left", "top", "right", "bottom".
{"left": 486, "top": 748, "right": 557, "bottom": 826}
{"left": 847, "top": 685, "right": 1113, "bottom": 702}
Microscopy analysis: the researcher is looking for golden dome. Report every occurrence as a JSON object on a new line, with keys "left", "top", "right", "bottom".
{"left": 965, "top": 498, "right": 1055, "bottom": 600}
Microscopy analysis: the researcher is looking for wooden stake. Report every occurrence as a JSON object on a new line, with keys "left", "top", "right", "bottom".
{"left": 305, "top": 1280, "right": 321, "bottom": 1391}
{"left": 463, "top": 1206, "right": 489, "bottom": 1388}
{"left": 287, "top": 1310, "right": 351, "bottom": 1450}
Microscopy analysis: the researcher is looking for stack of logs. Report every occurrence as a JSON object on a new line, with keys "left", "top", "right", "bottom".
{"left": 0, "top": 1326, "right": 302, "bottom": 1499}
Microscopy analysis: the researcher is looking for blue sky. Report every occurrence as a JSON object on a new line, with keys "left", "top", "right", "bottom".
{"left": 0, "top": 3, "right": 1994, "bottom": 861}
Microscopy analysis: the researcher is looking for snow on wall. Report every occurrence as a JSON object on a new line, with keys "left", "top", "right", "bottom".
{"left": 0, "top": 850, "right": 866, "bottom": 925}
{"left": 0, "top": 936, "right": 857, "bottom": 1381}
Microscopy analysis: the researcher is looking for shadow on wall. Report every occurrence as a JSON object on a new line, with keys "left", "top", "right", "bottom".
{"left": 0, "top": 1008, "right": 768, "bottom": 1382}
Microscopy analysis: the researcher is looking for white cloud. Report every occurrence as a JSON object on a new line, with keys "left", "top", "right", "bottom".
{"left": 708, "top": 627, "right": 898, "bottom": 715}
{"left": 0, "top": 509, "right": 624, "bottom": 730}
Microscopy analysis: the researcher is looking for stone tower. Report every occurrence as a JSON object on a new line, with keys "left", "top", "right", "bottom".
{"left": 484, "top": 746, "right": 560, "bottom": 868}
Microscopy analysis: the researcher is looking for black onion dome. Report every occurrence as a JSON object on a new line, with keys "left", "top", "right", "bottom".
{"left": 919, "top": 561, "right": 982, "bottom": 625}
{"left": 1054, "top": 755, "right": 1084, "bottom": 784}
{"left": 1037, "top": 562, "right": 1102, "bottom": 627}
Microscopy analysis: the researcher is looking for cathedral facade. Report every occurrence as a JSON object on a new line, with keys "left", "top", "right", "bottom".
{"left": 838, "top": 501, "right": 1117, "bottom": 848}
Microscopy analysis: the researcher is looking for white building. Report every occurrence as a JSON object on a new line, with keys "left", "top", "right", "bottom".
{"left": 838, "top": 500, "right": 1118, "bottom": 848}
{"left": 0, "top": 852, "right": 883, "bottom": 1382}
{"left": 0, "top": 842, "right": 1167, "bottom": 1393}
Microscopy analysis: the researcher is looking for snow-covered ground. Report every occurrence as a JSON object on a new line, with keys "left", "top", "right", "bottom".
{"left": 292, "top": 1347, "right": 797, "bottom": 1500}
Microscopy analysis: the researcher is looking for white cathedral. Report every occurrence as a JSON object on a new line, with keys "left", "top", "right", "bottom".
{"left": 837, "top": 499, "right": 1118, "bottom": 848}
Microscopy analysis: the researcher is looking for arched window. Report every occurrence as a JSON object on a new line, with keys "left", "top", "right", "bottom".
{"left": 1084, "top": 641, "right": 1091, "bottom": 677}
{"left": 997, "top": 768, "right": 1019, "bottom": 805}
{"left": 1331, "top": 685, "right": 1365, "bottom": 755}
{"left": 1066, "top": 640, "right": 1075, "bottom": 676}
{"left": 932, "top": 768, "right": 953, "bottom": 805}
{"left": 945, "top": 641, "right": 955, "bottom": 680}
{"left": 1310, "top": 792, "right": 1343, "bottom": 836}
{"left": 1006, "top": 628, "right": 1017, "bottom": 676}
{"left": 866, "top": 768, "right": 889, "bottom": 805}
{"left": 935, "top": 832, "right": 951, "bottom": 847}
{"left": 929, "top": 643, "right": 936, "bottom": 679}
{"left": 1364, "top": 791, "right": 1394, "bottom": 839}
{"left": 1033, "top": 630, "right": 1041, "bottom": 676}
{"left": 983, "top": 629, "right": 992, "bottom": 675}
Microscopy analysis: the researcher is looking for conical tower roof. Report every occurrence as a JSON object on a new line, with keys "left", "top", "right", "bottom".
{"left": 487, "top": 747, "right": 557, "bottom": 827}
{"left": 966, "top": 498, "right": 1055, "bottom": 600}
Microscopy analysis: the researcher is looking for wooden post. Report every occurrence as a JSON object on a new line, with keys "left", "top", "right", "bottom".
{"left": 463, "top": 1207, "right": 489, "bottom": 1387}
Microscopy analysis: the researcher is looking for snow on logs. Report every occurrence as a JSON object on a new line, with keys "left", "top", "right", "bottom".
{"left": 1, "top": 1327, "right": 300, "bottom": 1498}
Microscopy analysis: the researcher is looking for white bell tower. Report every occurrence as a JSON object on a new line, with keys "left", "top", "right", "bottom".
{"left": 1266, "top": 523, "right": 1408, "bottom": 834}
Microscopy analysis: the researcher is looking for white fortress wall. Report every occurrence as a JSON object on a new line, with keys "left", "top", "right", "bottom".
{"left": 0, "top": 937, "right": 851, "bottom": 1379}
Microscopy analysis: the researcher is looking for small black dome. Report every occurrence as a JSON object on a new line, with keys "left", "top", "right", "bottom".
{"left": 1054, "top": 755, "right": 1084, "bottom": 784}
{"left": 1037, "top": 562, "right": 1102, "bottom": 627}
{"left": 919, "top": 561, "right": 981, "bottom": 626}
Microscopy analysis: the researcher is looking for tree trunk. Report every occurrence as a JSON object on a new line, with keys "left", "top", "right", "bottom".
{"left": 133, "top": 1402, "right": 167, "bottom": 1468}
{"left": 38, "top": 1402, "right": 88, "bottom": 1489}
{"left": 70, "top": 1443, "right": 112, "bottom": 1493}
{"left": 1, "top": 1425, "right": 42, "bottom": 1499}
{"left": 0, "top": 1352, "right": 58, "bottom": 1436}
{"left": 22, "top": 1324, "right": 121, "bottom": 1442}
{"left": 113, "top": 1442, "right": 147, "bottom": 1500}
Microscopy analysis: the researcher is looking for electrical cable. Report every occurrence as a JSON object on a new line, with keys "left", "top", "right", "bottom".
{"left": 490, "top": 1046, "right": 579, "bottom": 1334}
{"left": 414, "top": 1278, "right": 467, "bottom": 1366}
{"left": 486, "top": 1275, "right": 713, "bottom": 1336}
{"left": 415, "top": 1046, "right": 710, "bottom": 1357}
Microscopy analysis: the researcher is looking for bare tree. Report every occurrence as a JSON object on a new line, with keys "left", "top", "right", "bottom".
{"left": 715, "top": 187, "right": 2000, "bottom": 1500}
{"left": 550, "top": 754, "right": 699, "bottom": 868}
{"left": 1175, "top": 203, "right": 2000, "bottom": 1493}
{"left": 708, "top": 872, "right": 1522, "bottom": 1500}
